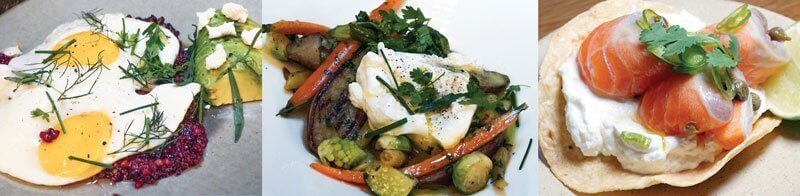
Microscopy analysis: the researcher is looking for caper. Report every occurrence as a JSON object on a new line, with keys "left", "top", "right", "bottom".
{"left": 683, "top": 122, "right": 698, "bottom": 135}
{"left": 769, "top": 27, "right": 792, "bottom": 42}
{"left": 733, "top": 80, "right": 749, "bottom": 101}
{"left": 751, "top": 92, "right": 761, "bottom": 111}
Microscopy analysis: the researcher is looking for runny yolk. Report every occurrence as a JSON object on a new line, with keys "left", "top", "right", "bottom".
{"left": 38, "top": 111, "right": 112, "bottom": 179}
{"left": 52, "top": 31, "right": 119, "bottom": 67}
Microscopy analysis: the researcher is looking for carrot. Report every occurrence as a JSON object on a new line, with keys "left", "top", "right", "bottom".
{"left": 709, "top": 102, "right": 747, "bottom": 150}
{"left": 268, "top": 20, "right": 330, "bottom": 35}
{"left": 278, "top": 0, "right": 406, "bottom": 115}
{"left": 402, "top": 104, "right": 527, "bottom": 177}
{"left": 278, "top": 40, "right": 360, "bottom": 115}
{"left": 310, "top": 162, "right": 366, "bottom": 184}
{"left": 370, "top": 0, "right": 406, "bottom": 21}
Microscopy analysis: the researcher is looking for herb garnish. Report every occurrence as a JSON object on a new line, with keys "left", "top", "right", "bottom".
{"left": 68, "top": 155, "right": 114, "bottom": 169}
{"left": 30, "top": 108, "right": 50, "bottom": 122}
{"left": 365, "top": 118, "right": 408, "bottom": 138}
{"left": 226, "top": 67, "right": 245, "bottom": 142}
{"left": 638, "top": 9, "right": 743, "bottom": 100}
{"left": 328, "top": 6, "right": 450, "bottom": 57}
{"left": 120, "top": 101, "right": 159, "bottom": 116}
{"left": 110, "top": 103, "right": 171, "bottom": 154}
{"left": 45, "top": 91, "right": 66, "bottom": 134}
{"left": 518, "top": 138, "right": 532, "bottom": 170}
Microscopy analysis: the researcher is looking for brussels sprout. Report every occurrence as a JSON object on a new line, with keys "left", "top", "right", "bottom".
{"left": 407, "top": 134, "right": 442, "bottom": 155}
{"left": 376, "top": 135, "right": 412, "bottom": 152}
{"left": 317, "top": 136, "right": 368, "bottom": 169}
{"left": 452, "top": 152, "right": 492, "bottom": 194}
{"left": 266, "top": 33, "right": 290, "bottom": 61}
{"left": 378, "top": 149, "right": 407, "bottom": 168}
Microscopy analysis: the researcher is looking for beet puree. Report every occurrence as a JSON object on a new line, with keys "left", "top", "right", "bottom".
{"left": 95, "top": 120, "right": 208, "bottom": 188}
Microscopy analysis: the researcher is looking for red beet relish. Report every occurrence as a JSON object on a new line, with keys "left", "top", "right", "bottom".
{"left": 0, "top": 53, "right": 12, "bottom": 64}
{"left": 95, "top": 120, "right": 208, "bottom": 188}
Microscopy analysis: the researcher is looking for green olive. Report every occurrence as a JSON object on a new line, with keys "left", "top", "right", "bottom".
{"left": 452, "top": 152, "right": 492, "bottom": 194}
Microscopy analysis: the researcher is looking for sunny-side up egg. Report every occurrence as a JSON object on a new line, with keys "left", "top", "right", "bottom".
{"left": 348, "top": 43, "right": 477, "bottom": 149}
{"left": 0, "top": 13, "right": 199, "bottom": 186}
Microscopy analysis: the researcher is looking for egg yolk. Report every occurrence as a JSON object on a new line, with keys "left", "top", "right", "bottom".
{"left": 38, "top": 111, "right": 112, "bottom": 179}
{"left": 52, "top": 31, "right": 119, "bottom": 67}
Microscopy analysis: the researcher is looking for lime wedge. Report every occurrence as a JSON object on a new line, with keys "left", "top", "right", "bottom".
{"left": 764, "top": 23, "right": 800, "bottom": 120}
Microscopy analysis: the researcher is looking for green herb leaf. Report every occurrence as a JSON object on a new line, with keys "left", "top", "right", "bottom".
{"left": 228, "top": 68, "right": 245, "bottom": 142}
{"left": 410, "top": 68, "right": 433, "bottom": 85}
{"left": 376, "top": 76, "right": 414, "bottom": 114}
{"left": 30, "top": 108, "right": 50, "bottom": 122}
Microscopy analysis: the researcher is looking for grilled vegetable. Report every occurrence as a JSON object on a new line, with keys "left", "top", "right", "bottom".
{"left": 379, "top": 149, "right": 407, "bottom": 168}
{"left": 286, "top": 34, "right": 333, "bottom": 69}
{"left": 452, "top": 152, "right": 492, "bottom": 194}
{"left": 366, "top": 165, "right": 417, "bottom": 196}
{"left": 376, "top": 135, "right": 412, "bottom": 152}
{"left": 317, "top": 136, "right": 368, "bottom": 169}
{"left": 267, "top": 33, "right": 290, "bottom": 61}
{"left": 306, "top": 64, "right": 367, "bottom": 152}
{"left": 470, "top": 70, "right": 510, "bottom": 93}
{"left": 490, "top": 146, "right": 511, "bottom": 187}
{"left": 284, "top": 70, "right": 312, "bottom": 90}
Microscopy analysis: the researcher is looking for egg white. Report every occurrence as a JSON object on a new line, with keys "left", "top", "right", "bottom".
{"left": 348, "top": 43, "right": 476, "bottom": 149}
{"left": 0, "top": 14, "right": 199, "bottom": 186}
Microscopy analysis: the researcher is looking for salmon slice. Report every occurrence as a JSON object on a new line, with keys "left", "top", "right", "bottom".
{"left": 638, "top": 73, "right": 733, "bottom": 136}
{"left": 704, "top": 9, "right": 790, "bottom": 86}
{"left": 708, "top": 99, "right": 753, "bottom": 150}
{"left": 577, "top": 12, "right": 671, "bottom": 99}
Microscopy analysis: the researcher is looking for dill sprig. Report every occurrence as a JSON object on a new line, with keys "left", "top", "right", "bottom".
{"left": 109, "top": 102, "right": 173, "bottom": 154}
{"left": 81, "top": 9, "right": 106, "bottom": 33}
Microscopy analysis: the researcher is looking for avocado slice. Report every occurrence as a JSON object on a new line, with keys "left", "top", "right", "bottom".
{"left": 193, "top": 12, "right": 262, "bottom": 106}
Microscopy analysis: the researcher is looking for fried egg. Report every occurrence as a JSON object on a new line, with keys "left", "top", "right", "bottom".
{"left": 0, "top": 13, "right": 199, "bottom": 186}
{"left": 348, "top": 43, "right": 476, "bottom": 149}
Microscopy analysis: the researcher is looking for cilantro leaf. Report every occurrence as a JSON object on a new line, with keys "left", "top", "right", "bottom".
{"left": 410, "top": 68, "right": 433, "bottom": 85}
{"left": 639, "top": 25, "right": 705, "bottom": 56}
{"left": 707, "top": 48, "right": 737, "bottom": 68}
{"left": 30, "top": 108, "right": 50, "bottom": 122}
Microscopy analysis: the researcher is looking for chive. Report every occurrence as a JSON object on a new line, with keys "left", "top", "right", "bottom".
{"left": 379, "top": 49, "right": 400, "bottom": 87}
{"left": 196, "top": 88, "right": 205, "bottom": 123}
{"left": 45, "top": 91, "right": 66, "bottom": 134}
{"left": 120, "top": 102, "right": 159, "bottom": 116}
{"left": 518, "top": 138, "right": 533, "bottom": 170}
{"left": 414, "top": 93, "right": 465, "bottom": 113}
{"left": 228, "top": 68, "right": 245, "bottom": 142}
{"left": 365, "top": 118, "right": 408, "bottom": 138}
{"left": 376, "top": 76, "right": 414, "bottom": 114}
{"left": 68, "top": 156, "right": 113, "bottom": 169}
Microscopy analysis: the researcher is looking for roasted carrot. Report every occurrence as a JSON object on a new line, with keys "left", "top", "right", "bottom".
{"left": 278, "top": 40, "right": 360, "bottom": 115}
{"left": 278, "top": 0, "right": 406, "bottom": 115}
{"left": 402, "top": 104, "right": 527, "bottom": 177}
{"left": 370, "top": 0, "right": 406, "bottom": 21}
{"left": 268, "top": 20, "right": 330, "bottom": 35}
{"left": 310, "top": 162, "right": 366, "bottom": 184}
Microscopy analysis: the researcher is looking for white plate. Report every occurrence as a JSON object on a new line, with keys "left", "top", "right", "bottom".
{"left": 537, "top": 0, "right": 800, "bottom": 194}
{"left": 0, "top": 0, "right": 262, "bottom": 194}
{"left": 263, "top": 0, "right": 539, "bottom": 195}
